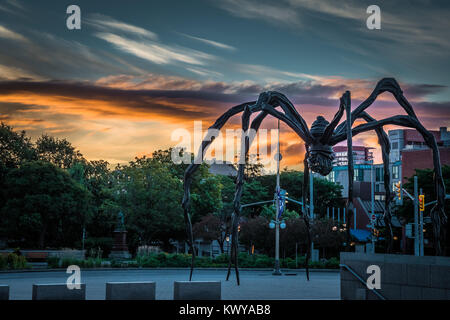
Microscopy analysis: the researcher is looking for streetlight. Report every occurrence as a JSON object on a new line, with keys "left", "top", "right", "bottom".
{"left": 269, "top": 218, "right": 286, "bottom": 275}
{"left": 271, "top": 119, "right": 284, "bottom": 275}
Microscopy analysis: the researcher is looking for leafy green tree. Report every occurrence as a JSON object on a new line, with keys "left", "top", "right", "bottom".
{"left": 259, "top": 205, "right": 299, "bottom": 220}
{"left": 396, "top": 166, "right": 450, "bottom": 253}
{"left": 1, "top": 161, "right": 90, "bottom": 248}
{"left": 149, "top": 149, "right": 223, "bottom": 222}
{"left": 71, "top": 160, "right": 117, "bottom": 239}
{"left": 255, "top": 170, "right": 344, "bottom": 217}
{"left": 311, "top": 219, "right": 346, "bottom": 257}
{"left": 193, "top": 214, "right": 227, "bottom": 252}
{"left": 397, "top": 166, "right": 450, "bottom": 223}
{"left": 111, "top": 158, "right": 186, "bottom": 252}
{"left": 239, "top": 216, "right": 274, "bottom": 255}
{"left": 35, "top": 134, "right": 84, "bottom": 169}
{"left": 0, "top": 122, "right": 36, "bottom": 169}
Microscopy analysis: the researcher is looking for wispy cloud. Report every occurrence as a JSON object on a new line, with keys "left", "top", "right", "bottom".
{"left": 86, "top": 14, "right": 158, "bottom": 40}
{"left": 216, "top": 0, "right": 301, "bottom": 27}
{"left": 1, "top": 75, "right": 449, "bottom": 165}
{"left": 180, "top": 33, "right": 236, "bottom": 51}
{"left": 96, "top": 32, "right": 212, "bottom": 66}
{"left": 0, "top": 64, "right": 40, "bottom": 80}
{"left": 0, "top": 25, "right": 27, "bottom": 42}
{"left": 0, "top": 0, "right": 25, "bottom": 16}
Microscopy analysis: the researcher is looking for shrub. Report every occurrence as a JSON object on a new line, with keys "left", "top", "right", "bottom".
{"left": 2, "top": 253, "right": 30, "bottom": 269}
{"left": 47, "top": 256, "right": 60, "bottom": 268}
{"left": 84, "top": 238, "right": 113, "bottom": 258}
{"left": 324, "top": 257, "right": 339, "bottom": 269}
{"left": 0, "top": 255, "right": 7, "bottom": 269}
{"left": 136, "top": 254, "right": 160, "bottom": 268}
{"left": 213, "top": 253, "right": 229, "bottom": 264}
{"left": 60, "top": 257, "right": 82, "bottom": 268}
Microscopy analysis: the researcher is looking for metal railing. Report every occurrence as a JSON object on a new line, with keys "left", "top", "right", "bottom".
{"left": 340, "top": 263, "right": 386, "bottom": 300}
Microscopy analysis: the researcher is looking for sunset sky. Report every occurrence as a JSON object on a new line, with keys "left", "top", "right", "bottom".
{"left": 0, "top": 0, "right": 449, "bottom": 171}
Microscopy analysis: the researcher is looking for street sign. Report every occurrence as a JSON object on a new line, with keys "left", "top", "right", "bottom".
{"left": 371, "top": 214, "right": 376, "bottom": 222}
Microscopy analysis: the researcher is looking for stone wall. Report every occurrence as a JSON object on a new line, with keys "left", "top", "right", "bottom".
{"left": 340, "top": 252, "right": 450, "bottom": 300}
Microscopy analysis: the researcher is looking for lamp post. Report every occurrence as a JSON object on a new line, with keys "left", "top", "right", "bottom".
{"left": 370, "top": 162, "right": 376, "bottom": 253}
{"left": 269, "top": 219, "right": 286, "bottom": 275}
{"left": 272, "top": 119, "right": 283, "bottom": 275}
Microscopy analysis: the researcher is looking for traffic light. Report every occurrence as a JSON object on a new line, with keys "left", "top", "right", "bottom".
{"left": 395, "top": 181, "right": 402, "bottom": 200}
{"left": 419, "top": 195, "right": 425, "bottom": 212}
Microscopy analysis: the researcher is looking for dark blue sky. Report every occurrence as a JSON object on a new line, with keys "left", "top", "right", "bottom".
{"left": 1, "top": 0, "right": 449, "bottom": 89}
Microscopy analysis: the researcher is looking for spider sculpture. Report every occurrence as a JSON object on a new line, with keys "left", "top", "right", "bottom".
{"left": 182, "top": 78, "right": 447, "bottom": 285}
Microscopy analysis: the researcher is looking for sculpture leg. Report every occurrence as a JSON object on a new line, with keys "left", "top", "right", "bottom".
{"left": 226, "top": 105, "right": 252, "bottom": 285}
{"left": 182, "top": 102, "right": 255, "bottom": 281}
{"left": 302, "top": 148, "right": 311, "bottom": 281}
{"left": 343, "top": 91, "right": 354, "bottom": 250}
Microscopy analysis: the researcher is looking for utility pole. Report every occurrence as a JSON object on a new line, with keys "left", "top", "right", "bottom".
{"left": 414, "top": 176, "right": 419, "bottom": 256}
{"left": 273, "top": 119, "right": 282, "bottom": 275}
{"left": 419, "top": 188, "right": 424, "bottom": 256}
{"left": 370, "top": 163, "right": 375, "bottom": 253}
{"left": 310, "top": 169, "right": 315, "bottom": 261}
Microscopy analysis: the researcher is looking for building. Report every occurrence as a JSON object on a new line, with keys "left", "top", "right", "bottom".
{"left": 326, "top": 145, "right": 375, "bottom": 197}
{"left": 208, "top": 162, "right": 238, "bottom": 177}
{"left": 332, "top": 145, "right": 374, "bottom": 166}
{"left": 328, "top": 128, "right": 450, "bottom": 198}
{"left": 325, "top": 127, "right": 450, "bottom": 252}
{"left": 389, "top": 128, "right": 450, "bottom": 187}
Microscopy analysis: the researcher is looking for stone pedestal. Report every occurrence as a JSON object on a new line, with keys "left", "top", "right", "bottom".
{"left": 109, "top": 230, "right": 131, "bottom": 259}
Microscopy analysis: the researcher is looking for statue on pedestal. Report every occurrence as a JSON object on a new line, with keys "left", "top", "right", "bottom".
{"left": 109, "top": 211, "right": 131, "bottom": 259}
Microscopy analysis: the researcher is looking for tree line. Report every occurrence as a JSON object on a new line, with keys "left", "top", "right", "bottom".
{"left": 0, "top": 123, "right": 347, "bottom": 256}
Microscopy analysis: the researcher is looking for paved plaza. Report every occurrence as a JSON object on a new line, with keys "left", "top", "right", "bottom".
{"left": 0, "top": 269, "right": 340, "bottom": 300}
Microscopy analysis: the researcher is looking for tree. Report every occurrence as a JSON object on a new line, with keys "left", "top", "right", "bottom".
{"left": 311, "top": 219, "right": 346, "bottom": 258}
{"left": 0, "top": 122, "right": 36, "bottom": 169}
{"left": 70, "top": 160, "right": 117, "bottom": 239}
{"left": 111, "top": 158, "right": 186, "bottom": 252}
{"left": 193, "top": 214, "right": 226, "bottom": 253}
{"left": 239, "top": 216, "right": 274, "bottom": 255}
{"left": 255, "top": 170, "right": 344, "bottom": 217}
{"left": 396, "top": 166, "right": 450, "bottom": 255}
{"left": 150, "top": 148, "right": 223, "bottom": 222}
{"left": 0, "top": 161, "right": 90, "bottom": 248}
{"left": 35, "top": 134, "right": 84, "bottom": 169}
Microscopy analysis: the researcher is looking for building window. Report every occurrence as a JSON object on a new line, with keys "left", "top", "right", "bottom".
{"left": 376, "top": 167, "right": 384, "bottom": 182}
{"left": 375, "top": 184, "right": 380, "bottom": 192}
{"left": 392, "top": 142, "right": 398, "bottom": 150}
{"left": 354, "top": 168, "right": 364, "bottom": 181}
{"left": 392, "top": 165, "right": 399, "bottom": 179}
{"left": 327, "top": 171, "right": 335, "bottom": 183}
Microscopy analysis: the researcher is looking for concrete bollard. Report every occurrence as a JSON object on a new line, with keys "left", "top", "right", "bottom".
{"left": 0, "top": 285, "right": 9, "bottom": 300}
{"left": 32, "top": 284, "right": 86, "bottom": 300}
{"left": 174, "top": 281, "right": 221, "bottom": 300}
{"left": 106, "top": 282, "right": 156, "bottom": 300}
